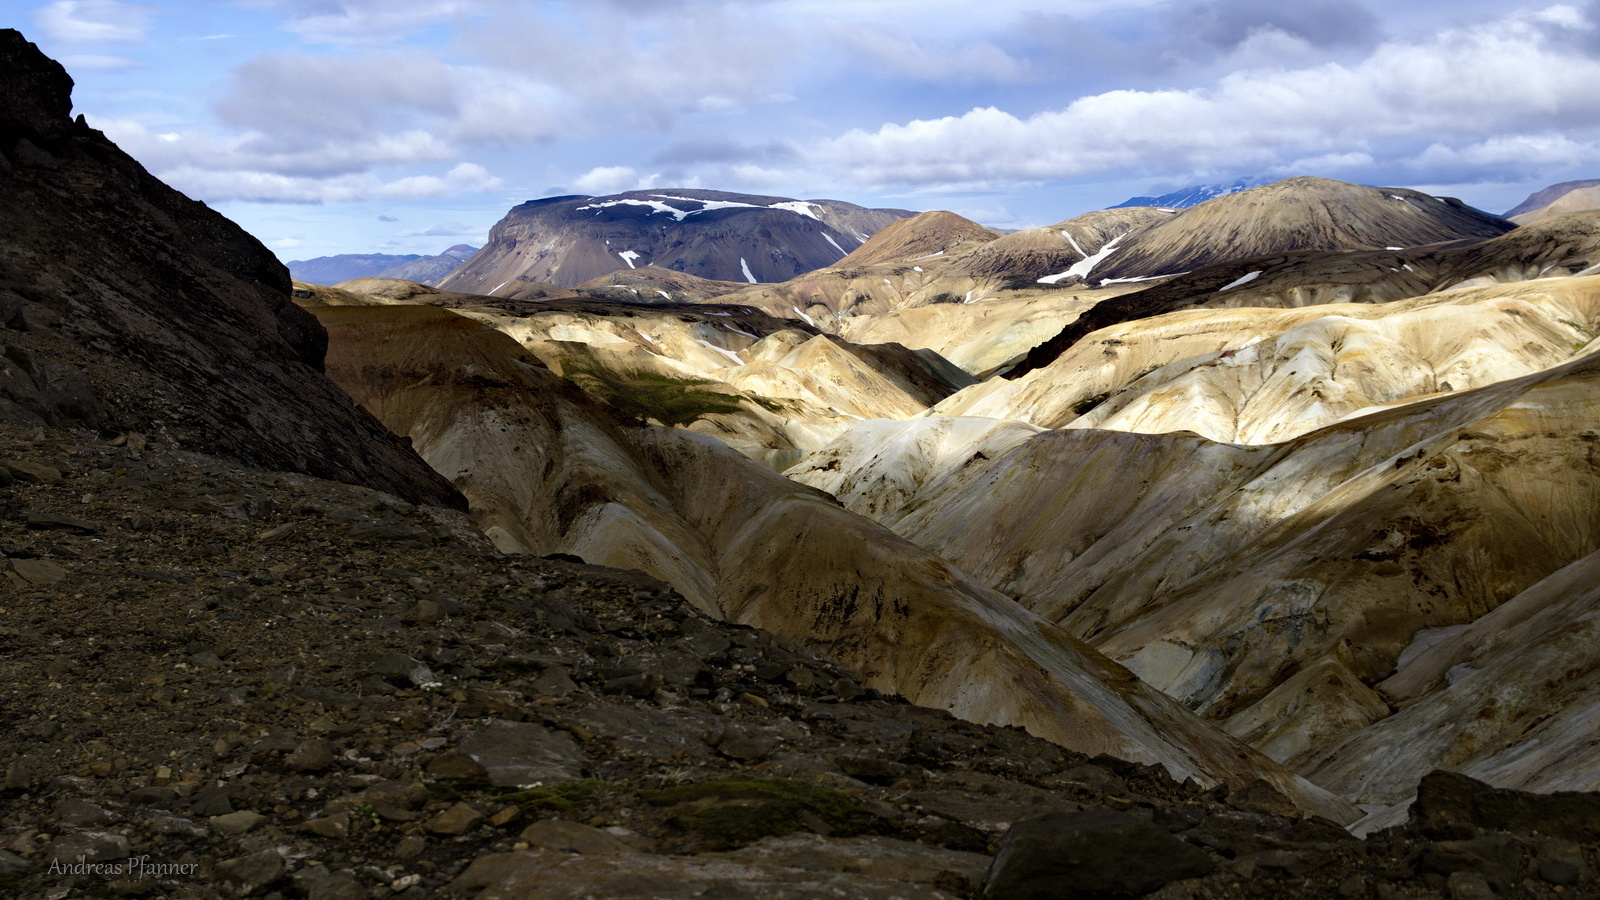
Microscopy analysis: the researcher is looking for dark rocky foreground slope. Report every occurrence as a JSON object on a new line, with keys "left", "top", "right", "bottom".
{"left": 4, "top": 425, "right": 1600, "bottom": 899}
{"left": 0, "top": 29, "right": 457, "bottom": 508}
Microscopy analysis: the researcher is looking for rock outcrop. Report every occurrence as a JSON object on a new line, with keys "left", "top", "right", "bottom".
{"left": 0, "top": 29, "right": 460, "bottom": 507}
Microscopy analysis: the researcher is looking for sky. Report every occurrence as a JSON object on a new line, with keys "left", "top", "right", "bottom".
{"left": 16, "top": 0, "right": 1600, "bottom": 261}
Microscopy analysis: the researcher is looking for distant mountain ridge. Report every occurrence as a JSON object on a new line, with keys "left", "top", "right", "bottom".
{"left": 1111, "top": 177, "right": 1272, "bottom": 210}
{"left": 437, "top": 189, "right": 915, "bottom": 293}
{"left": 1504, "top": 179, "right": 1600, "bottom": 218}
{"left": 288, "top": 244, "right": 477, "bottom": 286}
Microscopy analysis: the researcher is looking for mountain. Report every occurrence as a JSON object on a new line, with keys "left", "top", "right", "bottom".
{"left": 1001, "top": 206, "right": 1600, "bottom": 382}
{"left": 700, "top": 207, "right": 1172, "bottom": 378}
{"left": 436, "top": 190, "right": 914, "bottom": 292}
{"left": 1110, "top": 176, "right": 1272, "bottom": 209}
{"left": 288, "top": 244, "right": 478, "bottom": 286}
{"left": 1504, "top": 178, "right": 1600, "bottom": 218}
{"left": 374, "top": 243, "right": 478, "bottom": 283}
{"left": 288, "top": 252, "right": 423, "bottom": 285}
{"left": 0, "top": 29, "right": 458, "bottom": 507}
{"left": 1507, "top": 181, "right": 1600, "bottom": 226}
{"left": 1086, "top": 177, "right": 1514, "bottom": 284}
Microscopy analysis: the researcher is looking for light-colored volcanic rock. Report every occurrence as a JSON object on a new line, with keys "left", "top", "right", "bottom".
{"left": 1304, "top": 547, "right": 1600, "bottom": 804}
{"left": 309, "top": 303, "right": 1359, "bottom": 822}
{"left": 783, "top": 417, "right": 1045, "bottom": 521}
{"left": 438, "top": 190, "right": 911, "bottom": 292}
{"left": 575, "top": 265, "right": 753, "bottom": 304}
{"left": 934, "top": 277, "right": 1600, "bottom": 444}
{"left": 832, "top": 210, "right": 1002, "bottom": 267}
{"left": 797, "top": 337, "right": 1600, "bottom": 778}
{"left": 1001, "top": 211, "right": 1600, "bottom": 383}
{"left": 1089, "top": 177, "right": 1513, "bottom": 283}
{"left": 708, "top": 208, "right": 1167, "bottom": 376}
{"left": 316, "top": 278, "right": 972, "bottom": 470}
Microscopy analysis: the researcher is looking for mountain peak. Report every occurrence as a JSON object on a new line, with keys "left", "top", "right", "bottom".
{"left": 1111, "top": 176, "right": 1272, "bottom": 210}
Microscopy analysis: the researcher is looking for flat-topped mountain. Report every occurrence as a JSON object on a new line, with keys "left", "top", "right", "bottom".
{"left": 437, "top": 190, "right": 913, "bottom": 292}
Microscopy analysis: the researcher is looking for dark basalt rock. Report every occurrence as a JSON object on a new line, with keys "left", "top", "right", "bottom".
{"left": 983, "top": 809, "right": 1217, "bottom": 899}
{"left": 0, "top": 29, "right": 461, "bottom": 508}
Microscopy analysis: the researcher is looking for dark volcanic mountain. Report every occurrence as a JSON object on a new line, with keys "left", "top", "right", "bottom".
{"left": 437, "top": 190, "right": 914, "bottom": 292}
{"left": 0, "top": 29, "right": 459, "bottom": 507}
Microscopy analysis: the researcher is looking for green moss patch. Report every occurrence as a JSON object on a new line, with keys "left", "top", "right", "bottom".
{"left": 501, "top": 779, "right": 626, "bottom": 813}
{"left": 567, "top": 364, "right": 747, "bottom": 427}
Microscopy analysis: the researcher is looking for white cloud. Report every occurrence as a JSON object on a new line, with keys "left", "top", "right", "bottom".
{"left": 808, "top": 14, "right": 1600, "bottom": 190}
{"left": 157, "top": 162, "right": 501, "bottom": 204}
{"left": 1273, "top": 150, "right": 1375, "bottom": 174}
{"left": 465, "top": 4, "right": 800, "bottom": 118}
{"left": 60, "top": 53, "right": 141, "bottom": 69}
{"left": 34, "top": 1, "right": 150, "bottom": 43}
{"left": 570, "top": 165, "right": 658, "bottom": 194}
{"left": 96, "top": 115, "right": 502, "bottom": 203}
{"left": 398, "top": 221, "right": 477, "bottom": 237}
{"left": 239, "top": 0, "right": 484, "bottom": 44}
{"left": 1413, "top": 135, "right": 1600, "bottom": 180}
{"left": 831, "top": 27, "right": 1028, "bottom": 81}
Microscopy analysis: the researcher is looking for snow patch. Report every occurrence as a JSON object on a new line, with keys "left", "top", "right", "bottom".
{"left": 1060, "top": 230, "right": 1088, "bottom": 258}
{"left": 491, "top": 279, "right": 512, "bottom": 294}
{"left": 913, "top": 266, "right": 922, "bottom": 273}
{"left": 791, "top": 306, "right": 816, "bottom": 326}
{"left": 1039, "top": 232, "right": 1127, "bottom": 284}
{"left": 910, "top": 251, "right": 945, "bottom": 261}
{"left": 696, "top": 340, "right": 744, "bottom": 365}
{"left": 771, "top": 201, "right": 821, "bottom": 220}
{"left": 822, "top": 233, "right": 848, "bottom": 257}
{"left": 726, "top": 325, "right": 759, "bottom": 338}
{"left": 1098, "top": 275, "right": 1165, "bottom": 285}
{"left": 1218, "top": 270, "right": 1262, "bottom": 292}
{"left": 617, "top": 250, "right": 641, "bottom": 269}
{"left": 576, "top": 198, "right": 688, "bottom": 220}
{"left": 656, "top": 290, "right": 670, "bottom": 299}
{"left": 740, "top": 258, "right": 757, "bottom": 283}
